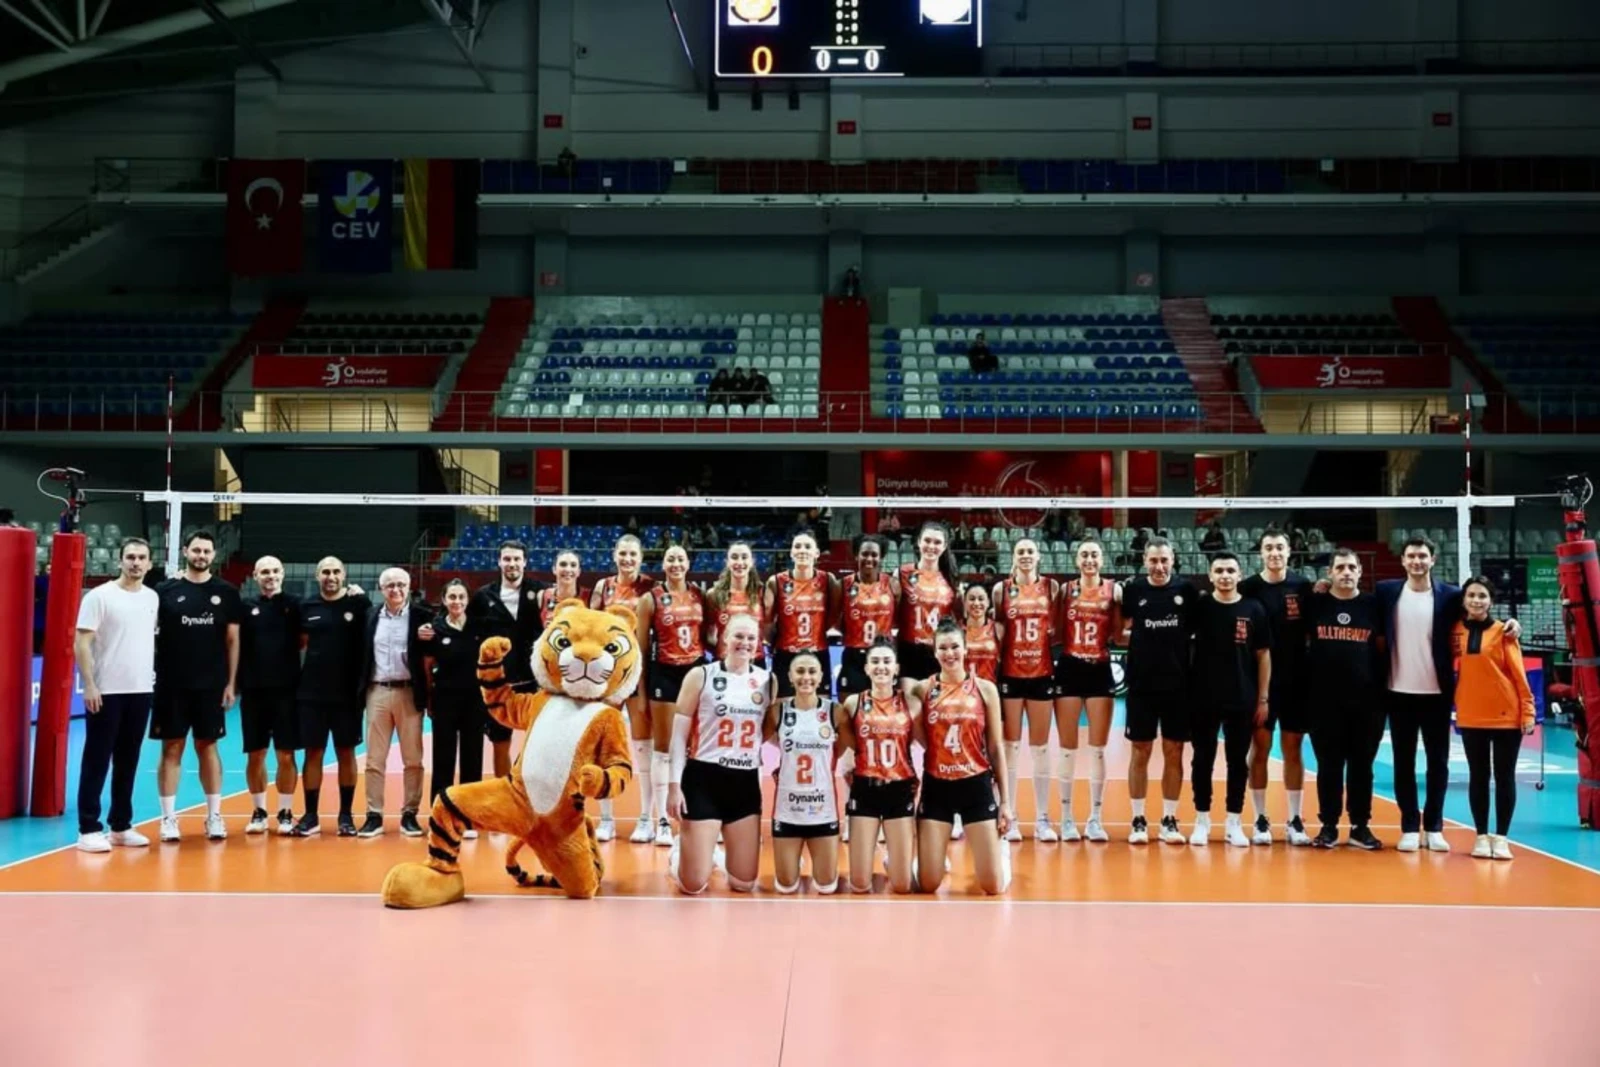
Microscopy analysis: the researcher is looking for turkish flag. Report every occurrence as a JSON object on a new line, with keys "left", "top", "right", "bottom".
{"left": 226, "top": 159, "right": 305, "bottom": 275}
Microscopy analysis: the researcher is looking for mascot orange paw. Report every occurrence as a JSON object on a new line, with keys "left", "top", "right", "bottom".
{"left": 576, "top": 764, "right": 607, "bottom": 798}
{"left": 381, "top": 863, "right": 466, "bottom": 909}
{"left": 479, "top": 635, "right": 512, "bottom": 666}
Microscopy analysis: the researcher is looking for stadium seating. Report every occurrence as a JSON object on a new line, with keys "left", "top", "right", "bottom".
{"left": 871, "top": 311, "right": 1200, "bottom": 423}
{"left": 0, "top": 309, "right": 250, "bottom": 419}
{"left": 497, "top": 309, "right": 823, "bottom": 420}
{"left": 1213, "top": 311, "right": 1419, "bottom": 357}
{"left": 1457, "top": 314, "right": 1600, "bottom": 422}
{"left": 433, "top": 522, "right": 781, "bottom": 576}
{"left": 270, "top": 309, "right": 482, "bottom": 356}
{"left": 480, "top": 158, "right": 673, "bottom": 196}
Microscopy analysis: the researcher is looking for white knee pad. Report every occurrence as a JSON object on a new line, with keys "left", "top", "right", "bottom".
{"left": 727, "top": 874, "right": 756, "bottom": 893}
{"left": 774, "top": 878, "right": 800, "bottom": 895}
{"left": 814, "top": 876, "right": 840, "bottom": 895}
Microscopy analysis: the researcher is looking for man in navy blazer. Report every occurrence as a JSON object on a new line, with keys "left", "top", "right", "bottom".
{"left": 357, "top": 567, "right": 434, "bottom": 838}
{"left": 1376, "top": 536, "right": 1518, "bottom": 853}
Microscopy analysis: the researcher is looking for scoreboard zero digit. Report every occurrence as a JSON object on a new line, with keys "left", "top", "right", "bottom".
{"left": 715, "top": 0, "right": 984, "bottom": 79}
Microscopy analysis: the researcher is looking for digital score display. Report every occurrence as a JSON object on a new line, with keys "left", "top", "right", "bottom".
{"left": 715, "top": 0, "right": 984, "bottom": 79}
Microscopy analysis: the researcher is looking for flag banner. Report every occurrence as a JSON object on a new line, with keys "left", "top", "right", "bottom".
{"left": 318, "top": 160, "right": 394, "bottom": 273}
{"left": 225, "top": 159, "right": 304, "bottom": 275}
{"left": 403, "top": 158, "right": 480, "bottom": 270}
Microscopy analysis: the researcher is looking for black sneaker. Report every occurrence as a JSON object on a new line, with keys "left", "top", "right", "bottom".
{"left": 337, "top": 812, "right": 358, "bottom": 837}
{"left": 1312, "top": 827, "right": 1339, "bottom": 849}
{"left": 357, "top": 814, "right": 385, "bottom": 838}
{"left": 289, "top": 812, "right": 320, "bottom": 837}
{"left": 399, "top": 810, "right": 424, "bottom": 837}
{"left": 1348, "top": 826, "right": 1383, "bottom": 851}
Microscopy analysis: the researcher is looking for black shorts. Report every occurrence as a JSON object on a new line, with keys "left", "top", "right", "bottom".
{"left": 1266, "top": 691, "right": 1309, "bottom": 734}
{"left": 1054, "top": 655, "right": 1115, "bottom": 699}
{"left": 837, "top": 647, "right": 872, "bottom": 696}
{"left": 999, "top": 674, "right": 1055, "bottom": 702}
{"left": 772, "top": 819, "right": 840, "bottom": 838}
{"left": 240, "top": 687, "right": 298, "bottom": 752}
{"left": 681, "top": 759, "right": 763, "bottom": 825}
{"left": 846, "top": 776, "right": 918, "bottom": 821}
{"left": 917, "top": 771, "right": 1000, "bottom": 826}
{"left": 772, "top": 647, "right": 830, "bottom": 699}
{"left": 649, "top": 659, "right": 700, "bottom": 703}
{"left": 897, "top": 641, "right": 938, "bottom": 683}
{"left": 298, "top": 698, "right": 362, "bottom": 751}
{"left": 149, "top": 686, "right": 227, "bottom": 743}
{"left": 1124, "top": 689, "right": 1190, "bottom": 743}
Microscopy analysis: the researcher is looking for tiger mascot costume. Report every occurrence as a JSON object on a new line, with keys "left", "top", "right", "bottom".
{"left": 381, "top": 600, "right": 639, "bottom": 907}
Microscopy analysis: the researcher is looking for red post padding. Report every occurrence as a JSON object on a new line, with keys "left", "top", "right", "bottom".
{"left": 0, "top": 526, "right": 39, "bottom": 819}
{"left": 29, "top": 532, "right": 85, "bottom": 818}
{"left": 1556, "top": 539, "right": 1600, "bottom": 829}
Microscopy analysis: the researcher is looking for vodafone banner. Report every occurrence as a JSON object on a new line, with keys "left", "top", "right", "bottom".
{"left": 865, "top": 450, "right": 1111, "bottom": 528}
{"left": 252, "top": 354, "right": 446, "bottom": 390}
{"left": 1248, "top": 354, "right": 1451, "bottom": 390}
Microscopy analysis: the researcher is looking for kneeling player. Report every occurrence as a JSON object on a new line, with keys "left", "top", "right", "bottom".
{"left": 840, "top": 640, "right": 918, "bottom": 893}
{"left": 766, "top": 653, "right": 842, "bottom": 894}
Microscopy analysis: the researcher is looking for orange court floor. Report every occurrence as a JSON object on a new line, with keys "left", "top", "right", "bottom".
{"left": 3, "top": 737, "right": 1594, "bottom": 1067}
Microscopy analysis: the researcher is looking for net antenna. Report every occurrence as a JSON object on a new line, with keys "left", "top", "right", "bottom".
{"left": 36, "top": 467, "right": 90, "bottom": 534}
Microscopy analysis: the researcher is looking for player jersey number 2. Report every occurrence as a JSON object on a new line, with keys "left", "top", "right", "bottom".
{"left": 715, "top": 718, "right": 758, "bottom": 750}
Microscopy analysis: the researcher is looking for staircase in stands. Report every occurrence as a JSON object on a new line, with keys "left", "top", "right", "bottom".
{"left": 1391, "top": 295, "right": 1530, "bottom": 433}
{"left": 180, "top": 296, "right": 305, "bottom": 431}
{"left": 821, "top": 295, "right": 870, "bottom": 426}
{"left": 1160, "top": 297, "right": 1261, "bottom": 433}
{"left": 433, "top": 297, "right": 533, "bottom": 431}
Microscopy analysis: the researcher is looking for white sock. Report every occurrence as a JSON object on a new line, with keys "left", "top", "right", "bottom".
{"left": 1129, "top": 796, "right": 1147, "bottom": 821}
{"left": 1251, "top": 788, "right": 1268, "bottom": 822}
{"left": 600, "top": 798, "right": 614, "bottom": 820}
{"left": 1287, "top": 790, "right": 1303, "bottom": 821}
{"left": 160, "top": 795, "right": 176, "bottom": 819}
{"left": 1087, "top": 745, "right": 1106, "bottom": 819}
{"left": 205, "top": 794, "right": 221, "bottom": 818}
{"left": 1003, "top": 740, "right": 1021, "bottom": 821}
{"left": 1056, "top": 747, "right": 1078, "bottom": 824}
{"left": 631, "top": 740, "right": 653, "bottom": 822}
{"left": 652, "top": 751, "right": 670, "bottom": 824}
{"left": 250, "top": 792, "right": 266, "bottom": 811}
{"left": 1163, "top": 798, "right": 1179, "bottom": 820}
{"left": 1029, "top": 745, "right": 1051, "bottom": 823}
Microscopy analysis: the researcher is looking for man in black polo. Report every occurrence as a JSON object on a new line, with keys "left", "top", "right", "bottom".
{"left": 152, "top": 529, "right": 242, "bottom": 843}
{"left": 290, "top": 556, "right": 371, "bottom": 837}
{"left": 467, "top": 540, "right": 544, "bottom": 778}
{"left": 238, "top": 554, "right": 301, "bottom": 835}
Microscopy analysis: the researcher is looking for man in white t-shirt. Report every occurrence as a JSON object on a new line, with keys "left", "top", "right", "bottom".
{"left": 73, "top": 537, "right": 161, "bottom": 852}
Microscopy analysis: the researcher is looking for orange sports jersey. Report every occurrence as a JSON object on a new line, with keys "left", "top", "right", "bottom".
{"left": 714, "top": 586, "right": 764, "bottom": 658}
{"left": 842, "top": 573, "right": 894, "bottom": 649}
{"left": 997, "top": 577, "right": 1055, "bottom": 678}
{"left": 597, "top": 573, "right": 655, "bottom": 613}
{"left": 923, "top": 675, "right": 991, "bottom": 780}
{"left": 1061, "top": 579, "right": 1116, "bottom": 662}
{"left": 964, "top": 619, "right": 998, "bottom": 683}
{"left": 538, "top": 587, "right": 590, "bottom": 629}
{"left": 650, "top": 586, "right": 706, "bottom": 666}
{"left": 898, "top": 563, "right": 955, "bottom": 646}
{"left": 774, "top": 571, "right": 828, "bottom": 652}
{"left": 853, "top": 692, "right": 916, "bottom": 782}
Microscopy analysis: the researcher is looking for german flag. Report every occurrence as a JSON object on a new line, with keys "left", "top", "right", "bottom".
{"left": 402, "top": 159, "right": 479, "bottom": 270}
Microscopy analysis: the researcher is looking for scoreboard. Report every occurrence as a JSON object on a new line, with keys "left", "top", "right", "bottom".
{"left": 714, "top": 0, "right": 985, "bottom": 79}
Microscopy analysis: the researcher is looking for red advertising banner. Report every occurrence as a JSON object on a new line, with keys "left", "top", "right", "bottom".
{"left": 1248, "top": 354, "right": 1451, "bottom": 390}
{"left": 865, "top": 450, "right": 1111, "bottom": 529}
{"left": 252, "top": 354, "right": 446, "bottom": 389}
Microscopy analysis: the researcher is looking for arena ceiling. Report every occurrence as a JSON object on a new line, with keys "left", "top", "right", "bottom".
{"left": 0, "top": 0, "right": 500, "bottom": 124}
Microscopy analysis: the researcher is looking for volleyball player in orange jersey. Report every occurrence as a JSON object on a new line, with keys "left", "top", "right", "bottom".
{"left": 536, "top": 550, "right": 589, "bottom": 629}
{"left": 838, "top": 535, "right": 897, "bottom": 699}
{"left": 1052, "top": 540, "right": 1121, "bottom": 843}
{"left": 590, "top": 533, "right": 656, "bottom": 843}
{"left": 962, "top": 585, "right": 998, "bottom": 684}
{"left": 637, "top": 544, "right": 707, "bottom": 847}
{"left": 908, "top": 620, "right": 1011, "bottom": 895}
{"left": 706, "top": 541, "right": 765, "bottom": 663}
{"left": 991, "top": 538, "right": 1060, "bottom": 843}
{"left": 763, "top": 529, "right": 840, "bottom": 699}
{"left": 838, "top": 640, "right": 918, "bottom": 893}
{"left": 894, "top": 521, "right": 961, "bottom": 682}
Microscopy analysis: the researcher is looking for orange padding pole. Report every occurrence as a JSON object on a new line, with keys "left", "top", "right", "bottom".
{"left": 29, "top": 532, "right": 85, "bottom": 818}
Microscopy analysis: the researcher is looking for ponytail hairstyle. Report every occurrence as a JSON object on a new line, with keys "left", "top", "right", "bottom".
{"left": 917, "top": 520, "right": 962, "bottom": 593}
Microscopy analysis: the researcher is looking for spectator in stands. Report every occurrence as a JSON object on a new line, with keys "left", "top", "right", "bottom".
{"left": 968, "top": 331, "right": 998, "bottom": 374}
{"left": 729, "top": 367, "right": 753, "bottom": 407}
{"left": 1130, "top": 528, "right": 1150, "bottom": 557}
{"left": 880, "top": 512, "right": 903, "bottom": 541}
{"left": 557, "top": 146, "right": 577, "bottom": 179}
{"left": 749, "top": 367, "right": 774, "bottom": 408}
{"left": 1201, "top": 520, "right": 1229, "bottom": 555}
{"left": 707, "top": 367, "right": 733, "bottom": 408}
{"left": 841, "top": 265, "right": 862, "bottom": 300}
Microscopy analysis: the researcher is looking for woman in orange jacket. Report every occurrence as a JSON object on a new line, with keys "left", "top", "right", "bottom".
{"left": 1451, "top": 577, "right": 1536, "bottom": 861}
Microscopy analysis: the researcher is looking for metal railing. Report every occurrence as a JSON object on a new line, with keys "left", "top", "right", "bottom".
{"left": 0, "top": 202, "right": 102, "bottom": 280}
{"left": 5, "top": 387, "right": 1600, "bottom": 437}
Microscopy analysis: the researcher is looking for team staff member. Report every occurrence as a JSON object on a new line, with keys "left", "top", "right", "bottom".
{"left": 1239, "top": 529, "right": 1314, "bottom": 846}
{"left": 467, "top": 541, "right": 544, "bottom": 785}
{"left": 764, "top": 529, "right": 839, "bottom": 699}
{"left": 837, "top": 535, "right": 897, "bottom": 698}
{"left": 839, "top": 640, "right": 918, "bottom": 893}
{"left": 73, "top": 537, "right": 160, "bottom": 853}
{"left": 425, "top": 579, "right": 486, "bottom": 836}
{"left": 638, "top": 544, "right": 707, "bottom": 846}
{"left": 152, "top": 530, "right": 242, "bottom": 843}
{"left": 1190, "top": 552, "right": 1271, "bottom": 848}
{"left": 1053, "top": 540, "right": 1118, "bottom": 844}
{"left": 290, "top": 557, "right": 371, "bottom": 838}
{"left": 592, "top": 533, "right": 655, "bottom": 843}
{"left": 993, "top": 539, "right": 1056, "bottom": 843}
{"left": 1305, "top": 549, "right": 1386, "bottom": 850}
{"left": 1452, "top": 577, "right": 1536, "bottom": 861}
{"left": 238, "top": 555, "right": 301, "bottom": 835}
{"left": 1119, "top": 537, "right": 1193, "bottom": 846}
{"left": 358, "top": 568, "right": 433, "bottom": 838}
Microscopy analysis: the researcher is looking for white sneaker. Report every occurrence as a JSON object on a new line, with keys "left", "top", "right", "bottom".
{"left": 77, "top": 831, "right": 112, "bottom": 853}
{"left": 1285, "top": 817, "right": 1312, "bottom": 847}
{"left": 1189, "top": 813, "right": 1211, "bottom": 846}
{"left": 1491, "top": 836, "right": 1513, "bottom": 861}
{"left": 840, "top": 821, "right": 850, "bottom": 843}
{"left": 1059, "top": 820, "right": 1082, "bottom": 842}
{"left": 205, "top": 814, "right": 227, "bottom": 840}
{"left": 1425, "top": 831, "right": 1450, "bottom": 853}
{"left": 1004, "top": 821, "right": 1022, "bottom": 842}
{"left": 1251, "top": 815, "right": 1273, "bottom": 845}
{"left": 159, "top": 816, "right": 181, "bottom": 842}
{"left": 1396, "top": 832, "right": 1420, "bottom": 853}
{"left": 629, "top": 816, "right": 654, "bottom": 844}
{"left": 1084, "top": 816, "right": 1109, "bottom": 843}
{"left": 654, "top": 818, "right": 673, "bottom": 847}
{"left": 1032, "top": 818, "right": 1056, "bottom": 843}
{"left": 1225, "top": 816, "right": 1251, "bottom": 848}
{"left": 950, "top": 815, "right": 964, "bottom": 840}
{"left": 1127, "top": 816, "right": 1150, "bottom": 845}
{"left": 595, "top": 816, "right": 616, "bottom": 842}
{"left": 462, "top": 828, "right": 478, "bottom": 840}
{"left": 1159, "top": 816, "right": 1186, "bottom": 845}
{"left": 997, "top": 835, "right": 1013, "bottom": 893}
{"left": 246, "top": 809, "right": 269, "bottom": 834}
{"left": 275, "top": 809, "right": 295, "bottom": 835}
{"left": 1471, "top": 834, "right": 1492, "bottom": 859}
{"left": 109, "top": 828, "right": 149, "bottom": 847}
